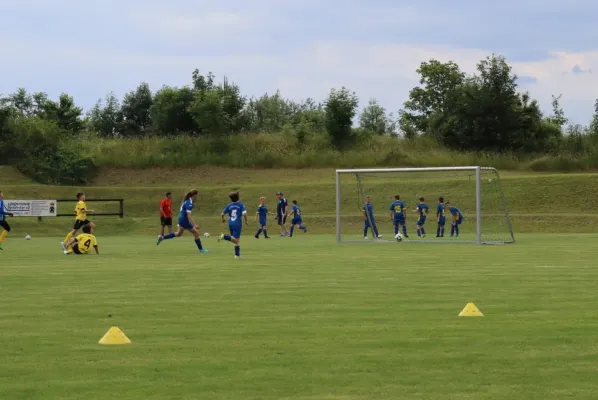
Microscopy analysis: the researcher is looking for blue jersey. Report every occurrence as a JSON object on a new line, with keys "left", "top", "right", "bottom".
{"left": 389, "top": 200, "right": 406, "bottom": 220}
{"left": 416, "top": 203, "right": 429, "bottom": 218}
{"left": 277, "top": 197, "right": 288, "bottom": 216}
{"left": 223, "top": 202, "right": 247, "bottom": 229}
{"left": 449, "top": 206, "right": 463, "bottom": 220}
{"left": 178, "top": 199, "right": 194, "bottom": 223}
{"left": 362, "top": 203, "right": 375, "bottom": 219}
{"left": 0, "top": 199, "right": 7, "bottom": 221}
{"left": 437, "top": 203, "right": 446, "bottom": 221}
{"left": 257, "top": 205, "right": 268, "bottom": 218}
{"left": 291, "top": 205, "right": 302, "bottom": 221}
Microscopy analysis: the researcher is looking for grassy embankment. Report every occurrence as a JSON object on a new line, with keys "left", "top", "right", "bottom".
{"left": 1, "top": 165, "right": 597, "bottom": 237}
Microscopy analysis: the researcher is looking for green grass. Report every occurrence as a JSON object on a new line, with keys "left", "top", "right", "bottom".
{"left": 1, "top": 234, "right": 598, "bottom": 399}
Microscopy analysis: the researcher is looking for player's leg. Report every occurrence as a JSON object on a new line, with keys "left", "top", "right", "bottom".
{"left": 166, "top": 218, "right": 172, "bottom": 234}
{"left": 262, "top": 223, "right": 269, "bottom": 238}
{"left": 372, "top": 221, "right": 382, "bottom": 238}
{"left": 450, "top": 221, "right": 456, "bottom": 237}
{"left": 232, "top": 229, "right": 241, "bottom": 258}
{"left": 400, "top": 218, "right": 408, "bottom": 237}
{"left": 190, "top": 227, "right": 208, "bottom": 253}
{"left": 420, "top": 219, "right": 426, "bottom": 238}
{"left": 436, "top": 221, "right": 441, "bottom": 237}
{"left": 158, "top": 224, "right": 184, "bottom": 245}
{"left": 0, "top": 220, "right": 11, "bottom": 250}
{"left": 298, "top": 218, "right": 307, "bottom": 232}
{"left": 363, "top": 219, "right": 370, "bottom": 239}
{"left": 454, "top": 220, "right": 461, "bottom": 237}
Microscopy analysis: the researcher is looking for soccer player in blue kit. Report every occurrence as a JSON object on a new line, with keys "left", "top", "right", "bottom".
{"left": 219, "top": 191, "right": 248, "bottom": 259}
{"left": 389, "top": 195, "right": 408, "bottom": 238}
{"left": 255, "top": 196, "right": 274, "bottom": 239}
{"left": 445, "top": 200, "right": 464, "bottom": 238}
{"left": 436, "top": 197, "right": 446, "bottom": 237}
{"left": 362, "top": 196, "right": 382, "bottom": 240}
{"left": 415, "top": 197, "right": 429, "bottom": 238}
{"left": 156, "top": 189, "right": 209, "bottom": 253}
{"left": 288, "top": 200, "right": 307, "bottom": 237}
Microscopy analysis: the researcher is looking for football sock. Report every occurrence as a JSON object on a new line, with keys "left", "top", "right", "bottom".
{"left": 234, "top": 246, "right": 240, "bottom": 257}
{"left": 256, "top": 229, "right": 262, "bottom": 236}
{"left": 373, "top": 226, "right": 379, "bottom": 236}
{"left": 300, "top": 225, "right": 306, "bottom": 231}
{"left": 394, "top": 225, "right": 399, "bottom": 235}
{"left": 263, "top": 229, "right": 268, "bottom": 237}
{"left": 421, "top": 227, "right": 425, "bottom": 235}
{"left": 451, "top": 225, "right": 455, "bottom": 235}
{"left": 164, "top": 232, "right": 176, "bottom": 240}
{"left": 223, "top": 235, "right": 232, "bottom": 241}
{"left": 441, "top": 227, "right": 445, "bottom": 236}
{"left": 417, "top": 230, "right": 421, "bottom": 237}
{"left": 64, "top": 232, "right": 73, "bottom": 243}
{"left": 0, "top": 230, "right": 7, "bottom": 243}
{"left": 194, "top": 238, "right": 203, "bottom": 250}
{"left": 455, "top": 225, "right": 459, "bottom": 236}
{"left": 364, "top": 227, "right": 368, "bottom": 237}
{"left": 436, "top": 226, "right": 440, "bottom": 236}
{"left": 290, "top": 226, "right": 294, "bottom": 237}
{"left": 402, "top": 225, "right": 407, "bottom": 235}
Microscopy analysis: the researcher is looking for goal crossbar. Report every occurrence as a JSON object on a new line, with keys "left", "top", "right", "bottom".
{"left": 335, "top": 166, "right": 514, "bottom": 245}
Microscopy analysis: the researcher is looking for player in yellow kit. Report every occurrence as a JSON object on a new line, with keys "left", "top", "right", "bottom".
{"left": 61, "top": 224, "right": 99, "bottom": 255}
{"left": 61, "top": 192, "right": 95, "bottom": 248}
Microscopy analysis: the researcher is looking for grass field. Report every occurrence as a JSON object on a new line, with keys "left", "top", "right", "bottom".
{"left": 1, "top": 234, "right": 598, "bottom": 399}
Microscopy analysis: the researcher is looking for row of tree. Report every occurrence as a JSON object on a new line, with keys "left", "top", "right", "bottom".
{"left": 2, "top": 54, "right": 598, "bottom": 154}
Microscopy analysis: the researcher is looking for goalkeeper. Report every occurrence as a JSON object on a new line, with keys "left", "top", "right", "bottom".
{"left": 362, "top": 196, "right": 382, "bottom": 239}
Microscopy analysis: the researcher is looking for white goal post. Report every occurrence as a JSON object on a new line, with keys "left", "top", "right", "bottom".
{"left": 335, "top": 166, "right": 515, "bottom": 245}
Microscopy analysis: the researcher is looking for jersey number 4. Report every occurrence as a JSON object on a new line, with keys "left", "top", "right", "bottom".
{"left": 84, "top": 239, "right": 91, "bottom": 248}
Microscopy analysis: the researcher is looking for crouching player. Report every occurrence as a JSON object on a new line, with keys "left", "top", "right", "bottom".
{"left": 219, "top": 191, "right": 248, "bottom": 259}
{"left": 415, "top": 197, "right": 429, "bottom": 238}
{"left": 446, "top": 200, "right": 464, "bottom": 238}
{"left": 288, "top": 200, "right": 307, "bottom": 237}
{"left": 61, "top": 224, "right": 99, "bottom": 255}
{"left": 255, "top": 196, "right": 274, "bottom": 239}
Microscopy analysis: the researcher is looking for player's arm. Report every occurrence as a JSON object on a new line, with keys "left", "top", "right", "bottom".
{"left": 255, "top": 211, "right": 259, "bottom": 222}
{"left": 93, "top": 245, "right": 99, "bottom": 254}
{"left": 243, "top": 210, "right": 248, "bottom": 225}
{"left": 221, "top": 211, "right": 226, "bottom": 223}
{"left": 1, "top": 204, "right": 13, "bottom": 217}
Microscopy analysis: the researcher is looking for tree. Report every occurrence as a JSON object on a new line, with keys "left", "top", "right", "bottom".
{"left": 40, "top": 93, "right": 84, "bottom": 133}
{"left": 546, "top": 94, "right": 568, "bottom": 127}
{"left": 150, "top": 86, "right": 197, "bottom": 134}
{"left": 121, "top": 82, "right": 153, "bottom": 133}
{"left": 324, "top": 87, "right": 359, "bottom": 148}
{"left": 590, "top": 99, "right": 598, "bottom": 135}
{"left": 359, "top": 99, "right": 388, "bottom": 135}
{"left": 399, "top": 60, "right": 465, "bottom": 135}
{"left": 87, "top": 92, "right": 123, "bottom": 136}
{"left": 190, "top": 90, "right": 227, "bottom": 135}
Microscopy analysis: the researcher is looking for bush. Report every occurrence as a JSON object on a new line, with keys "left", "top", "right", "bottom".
{"left": 4, "top": 117, "right": 97, "bottom": 184}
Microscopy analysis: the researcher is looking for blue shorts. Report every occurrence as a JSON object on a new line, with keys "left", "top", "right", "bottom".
{"left": 292, "top": 217, "right": 302, "bottom": 225}
{"left": 394, "top": 217, "right": 405, "bottom": 226}
{"left": 417, "top": 216, "right": 426, "bottom": 226}
{"left": 438, "top": 218, "right": 446, "bottom": 226}
{"left": 229, "top": 225, "right": 242, "bottom": 239}
{"left": 178, "top": 219, "right": 194, "bottom": 230}
{"left": 364, "top": 218, "right": 376, "bottom": 228}
{"left": 454, "top": 219, "right": 463, "bottom": 225}
{"left": 259, "top": 217, "right": 267, "bottom": 226}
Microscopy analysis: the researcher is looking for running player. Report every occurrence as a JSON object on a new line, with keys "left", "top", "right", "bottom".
{"left": 61, "top": 224, "right": 99, "bottom": 255}
{"left": 159, "top": 191, "right": 173, "bottom": 237}
{"left": 415, "top": 197, "right": 429, "bottom": 238}
{"left": 389, "top": 194, "right": 408, "bottom": 238}
{"left": 156, "top": 189, "right": 208, "bottom": 253}
{"left": 62, "top": 192, "right": 95, "bottom": 249}
{"left": 0, "top": 190, "right": 14, "bottom": 250}
{"left": 288, "top": 200, "right": 307, "bottom": 237}
{"left": 363, "top": 196, "right": 382, "bottom": 240}
{"left": 219, "top": 191, "right": 248, "bottom": 259}
{"left": 436, "top": 197, "right": 446, "bottom": 237}
{"left": 255, "top": 196, "right": 274, "bottom": 239}
{"left": 445, "top": 201, "right": 464, "bottom": 238}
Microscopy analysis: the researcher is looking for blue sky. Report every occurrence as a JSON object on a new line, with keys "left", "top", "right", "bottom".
{"left": 1, "top": 0, "right": 597, "bottom": 124}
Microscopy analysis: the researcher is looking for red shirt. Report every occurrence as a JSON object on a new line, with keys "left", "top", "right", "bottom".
{"left": 160, "top": 198, "right": 172, "bottom": 218}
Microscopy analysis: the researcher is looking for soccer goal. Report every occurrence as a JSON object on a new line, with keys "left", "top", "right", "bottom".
{"left": 335, "top": 167, "right": 515, "bottom": 244}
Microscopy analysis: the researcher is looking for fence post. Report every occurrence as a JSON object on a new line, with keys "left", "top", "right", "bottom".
{"left": 119, "top": 199, "right": 124, "bottom": 218}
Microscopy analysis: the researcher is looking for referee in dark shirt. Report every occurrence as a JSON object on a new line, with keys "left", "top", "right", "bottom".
{"left": 276, "top": 192, "right": 289, "bottom": 236}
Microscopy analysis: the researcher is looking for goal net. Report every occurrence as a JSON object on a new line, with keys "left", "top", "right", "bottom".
{"left": 335, "top": 167, "right": 514, "bottom": 244}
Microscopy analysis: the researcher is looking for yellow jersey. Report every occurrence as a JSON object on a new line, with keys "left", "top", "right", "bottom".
{"left": 75, "top": 233, "right": 98, "bottom": 253}
{"left": 75, "top": 201, "right": 87, "bottom": 221}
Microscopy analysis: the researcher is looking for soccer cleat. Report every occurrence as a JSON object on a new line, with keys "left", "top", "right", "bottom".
{"left": 60, "top": 242, "right": 66, "bottom": 252}
{"left": 199, "top": 249, "right": 209, "bottom": 253}
{"left": 0, "top": 243, "right": 3, "bottom": 250}
{"left": 254, "top": 234, "right": 259, "bottom": 239}
{"left": 63, "top": 250, "right": 68, "bottom": 255}
{"left": 364, "top": 236, "right": 368, "bottom": 240}
{"left": 156, "top": 236, "right": 163, "bottom": 246}
{"left": 234, "top": 255, "right": 240, "bottom": 259}
{"left": 218, "top": 233, "right": 224, "bottom": 242}
{"left": 377, "top": 235, "right": 383, "bottom": 239}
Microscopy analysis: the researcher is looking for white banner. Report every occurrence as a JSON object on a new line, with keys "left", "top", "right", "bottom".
{"left": 5, "top": 200, "right": 57, "bottom": 217}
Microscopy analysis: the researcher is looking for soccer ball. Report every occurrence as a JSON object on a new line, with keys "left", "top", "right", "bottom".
{"left": 394, "top": 232, "right": 403, "bottom": 242}
{"left": 203, "top": 232, "right": 210, "bottom": 238}
{"left": 25, "top": 234, "right": 31, "bottom": 240}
